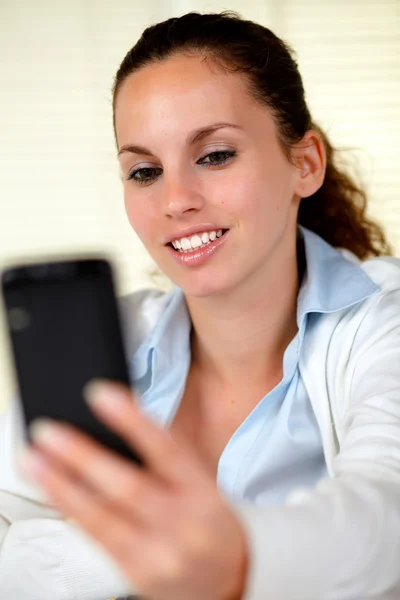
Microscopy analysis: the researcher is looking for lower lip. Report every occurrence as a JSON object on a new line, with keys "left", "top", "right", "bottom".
{"left": 166, "top": 231, "right": 229, "bottom": 267}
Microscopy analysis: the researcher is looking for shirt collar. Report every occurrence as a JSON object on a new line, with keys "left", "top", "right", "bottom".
{"left": 130, "top": 225, "right": 381, "bottom": 384}
{"left": 296, "top": 224, "right": 380, "bottom": 328}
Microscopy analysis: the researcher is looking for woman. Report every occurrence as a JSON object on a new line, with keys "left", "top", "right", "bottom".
{"left": 2, "top": 10, "right": 400, "bottom": 600}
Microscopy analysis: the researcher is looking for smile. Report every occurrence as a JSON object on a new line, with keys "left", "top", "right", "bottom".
{"left": 170, "top": 229, "right": 228, "bottom": 252}
{"left": 166, "top": 229, "right": 230, "bottom": 267}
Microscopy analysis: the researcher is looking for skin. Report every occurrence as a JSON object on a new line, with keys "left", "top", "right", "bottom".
{"left": 19, "top": 53, "right": 326, "bottom": 600}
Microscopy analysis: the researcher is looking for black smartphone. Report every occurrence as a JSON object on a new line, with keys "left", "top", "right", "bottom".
{"left": 1, "top": 257, "right": 144, "bottom": 467}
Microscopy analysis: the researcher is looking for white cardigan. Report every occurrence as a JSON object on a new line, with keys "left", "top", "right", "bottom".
{"left": 1, "top": 249, "right": 400, "bottom": 599}
{"left": 233, "top": 252, "right": 400, "bottom": 599}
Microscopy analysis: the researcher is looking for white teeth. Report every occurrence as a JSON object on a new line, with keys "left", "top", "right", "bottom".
{"left": 180, "top": 238, "right": 191, "bottom": 250}
{"left": 190, "top": 235, "right": 202, "bottom": 249}
{"left": 170, "top": 229, "right": 226, "bottom": 252}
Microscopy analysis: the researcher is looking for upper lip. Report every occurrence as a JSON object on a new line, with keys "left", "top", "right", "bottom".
{"left": 163, "top": 224, "right": 228, "bottom": 245}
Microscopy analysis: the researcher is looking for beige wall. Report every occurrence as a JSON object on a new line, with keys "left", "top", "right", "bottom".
{"left": 1, "top": 0, "right": 399, "bottom": 410}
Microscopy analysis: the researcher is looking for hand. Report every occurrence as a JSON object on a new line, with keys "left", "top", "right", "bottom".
{"left": 18, "top": 380, "right": 249, "bottom": 600}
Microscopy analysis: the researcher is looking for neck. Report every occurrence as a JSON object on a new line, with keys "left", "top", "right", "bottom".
{"left": 185, "top": 230, "right": 305, "bottom": 390}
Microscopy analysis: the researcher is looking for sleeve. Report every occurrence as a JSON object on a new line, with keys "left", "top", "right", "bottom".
{"left": 0, "top": 396, "right": 137, "bottom": 600}
{"left": 230, "top": 286, "right": 400, "bottom": 600}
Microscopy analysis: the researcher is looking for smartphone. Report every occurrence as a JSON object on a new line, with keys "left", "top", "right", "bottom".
{"left": 1, "top": 257, "right": 144, "bottom": 467}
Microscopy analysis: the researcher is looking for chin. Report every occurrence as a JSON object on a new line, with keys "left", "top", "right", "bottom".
{"left": 175, "top": 274, "right": 235, "bottom": 299}
{"left": 155, "top": 253, "right": 240, "bottom": 298}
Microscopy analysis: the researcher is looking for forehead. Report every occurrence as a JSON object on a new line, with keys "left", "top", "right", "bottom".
{"left": 114, "top": 54, "right": 267, "bottom": 145}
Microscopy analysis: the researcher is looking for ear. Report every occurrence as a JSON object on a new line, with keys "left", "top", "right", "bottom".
{"left": 291, "top": 130, "right": 326, "bottom": 199}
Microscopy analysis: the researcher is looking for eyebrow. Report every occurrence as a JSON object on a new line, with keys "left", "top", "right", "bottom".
{"left": 117, "top": 122, "right": 243, "bottom": 157}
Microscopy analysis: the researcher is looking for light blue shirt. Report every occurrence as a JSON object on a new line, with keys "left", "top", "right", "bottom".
{"left": 126, "top": 225, "right": 372, "bottom": 506}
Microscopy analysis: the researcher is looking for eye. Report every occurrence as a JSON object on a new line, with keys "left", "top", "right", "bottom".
{"left": 126, "top": 149, "right": 237, "bottom": 186}
{"left": 126, "top": 166, "right": 162, "bottom": 186}
{"left": 197, "top": 150, "right": 237, "bottom": 166}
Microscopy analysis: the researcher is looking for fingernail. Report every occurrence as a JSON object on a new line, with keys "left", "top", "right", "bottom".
{"left": 83, "top": 379, "right": 125, "bottom": 413}
{"left": 29, "top": 418, "right": 64, "bottom": 447}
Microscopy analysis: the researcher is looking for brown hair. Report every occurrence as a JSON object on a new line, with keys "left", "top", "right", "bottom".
{"left": 112, "top": 10, "right": 393, "bottom": 260}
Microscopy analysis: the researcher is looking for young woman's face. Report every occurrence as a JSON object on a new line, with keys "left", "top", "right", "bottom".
{"left": 115, "top": 54, "right": 303, "bottom": 298}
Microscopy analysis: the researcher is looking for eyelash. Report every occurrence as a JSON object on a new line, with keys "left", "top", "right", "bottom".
{"left": 126, "top": 150, "right": 237, "bottom": 186}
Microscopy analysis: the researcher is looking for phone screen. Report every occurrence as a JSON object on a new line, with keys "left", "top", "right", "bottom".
{"left": 1, "top": 258, "right": 144, "bottom": 466}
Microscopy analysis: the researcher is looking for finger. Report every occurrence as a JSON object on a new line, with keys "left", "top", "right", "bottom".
{"left": 26, "top": 419, "right": 168, "bottom": 525}
{"left": 84, "top": 380, "right": 210, "bottom": 487}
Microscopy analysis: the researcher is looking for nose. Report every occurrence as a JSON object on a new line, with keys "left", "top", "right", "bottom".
{"left": 161, "top": 171, "right": 205, "bottom": 219}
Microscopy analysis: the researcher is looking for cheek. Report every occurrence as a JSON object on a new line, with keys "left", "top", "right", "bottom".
{"left": 219, "top": 168, "right": 272, "bottom": 220}
{"left": 231, "top": 159, "right": 293, "bottom": 219}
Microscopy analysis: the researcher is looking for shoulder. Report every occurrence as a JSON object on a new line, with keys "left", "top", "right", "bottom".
{"left": 300, "top": 253, "right": 400, "bottom": 394}
{"left": 333, "top": 257, "right": 400, "bottom": 467}
{"left": 347, "top": 256, "right": 400, "bottom": 371}
{"left": 333, "top": 251, "right": 400, "bottom": 329}
{"left": 326, "top": 253, "right": 400, "bottom": 411}
{"left": 359, "top": 254, "right": 400, "bottom": 293}
{"left": 352, "top": 255, "right": 400, "bottom": 334}
{"left": 117, "top": 286, "right": 173, "bottom": 356}
{"left": 336, "top": 246, "right": 400, "bottom": 294}
{"left": 118, "top": 286, "right": 170, "bottom": 320}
